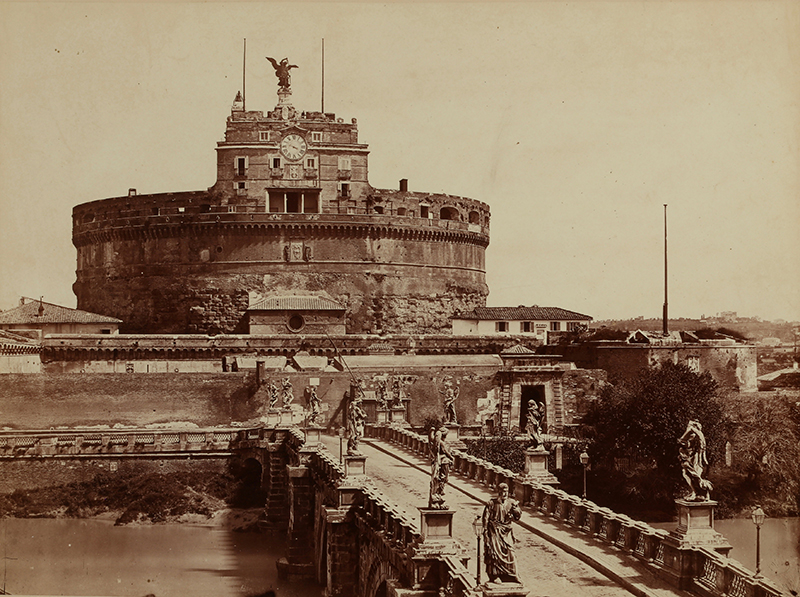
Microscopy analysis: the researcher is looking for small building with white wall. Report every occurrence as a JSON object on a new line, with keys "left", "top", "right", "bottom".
{"left": 452, "top": 306, "right": 592, "bottom": 344}
{"left": 0, "top": 298, "right": 121, "bottom": 338}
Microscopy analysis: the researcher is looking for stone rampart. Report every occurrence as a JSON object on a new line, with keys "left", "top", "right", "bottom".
{"left": 72, "top": 197, "right": 490, "bottom": 335}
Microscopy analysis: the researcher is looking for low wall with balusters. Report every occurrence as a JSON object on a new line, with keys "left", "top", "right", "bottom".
{"left": 366, "top": 424, "right": 788, "bottom": 597}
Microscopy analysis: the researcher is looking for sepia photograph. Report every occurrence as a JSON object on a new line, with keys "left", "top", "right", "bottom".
{"left": 0, "top": 2, "right": 798, "bottom": 596}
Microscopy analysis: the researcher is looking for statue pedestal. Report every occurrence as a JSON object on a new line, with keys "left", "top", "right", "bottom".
{"left": 266, "top": 409, "right": 282, "bottom": 427}
{"left": 411, "top": 508, "right": 465, "bottom": 591}
{"left": 418, "top": 508, "right": 455, "bottom": 543}
{"left": 660, "top": 499, "right": 731, "bottom": 590}
{"left": 668, "top": 499, "right": 731, "bottom": 554}
{"left": 303, "top": 426, "right": 322, "bottom": 446}
{"left": 390, "top": 406, "right": 409, "bottom": 426}
{"left": 443, "top": 423, "right": 467, "bottom": 451}
{"left": 376, "top": 408, "right": 390, "bottom": 424}
{"left": 343, "top": 454, "right": 367, "bottom": 478}
{"left": 481, "top": 583, "right": 529, "bottom": 597}
{"left": 521, "top": 448, "right": 559, "bottom": 486}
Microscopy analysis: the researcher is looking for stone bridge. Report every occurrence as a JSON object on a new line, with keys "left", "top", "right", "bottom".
{"left": 0, "top": 426, "right": 788, "bottom": 597}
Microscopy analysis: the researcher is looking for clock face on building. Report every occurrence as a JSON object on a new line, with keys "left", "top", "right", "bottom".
{"left": 280, "top": 134, "right": 308, "bottom": 161}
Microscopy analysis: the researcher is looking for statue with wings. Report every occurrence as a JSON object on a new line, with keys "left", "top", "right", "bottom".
{"left": 266, "top": 57, "right": 298, "bottom": 90}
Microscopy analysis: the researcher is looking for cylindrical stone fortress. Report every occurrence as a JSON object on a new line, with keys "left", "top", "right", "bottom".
{"left": 72, "top": 89, "right": 490, "bottom": 334}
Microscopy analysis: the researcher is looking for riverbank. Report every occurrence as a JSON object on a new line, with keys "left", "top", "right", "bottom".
{"left": 0, "top": 468, "right": 266, "bottom": 527}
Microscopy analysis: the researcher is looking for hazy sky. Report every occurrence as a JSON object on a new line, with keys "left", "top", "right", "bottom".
{"left": 1, "top": 2, "right": 798, "bottom": 322}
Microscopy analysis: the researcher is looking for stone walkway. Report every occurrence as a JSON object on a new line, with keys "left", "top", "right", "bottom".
{"left": 319, "top": 433, "right": 683, "bottom": 597}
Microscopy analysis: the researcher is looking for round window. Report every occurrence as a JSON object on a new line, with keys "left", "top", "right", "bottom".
{"left": 287, "top": 314, "right": 305, "bottom": 332}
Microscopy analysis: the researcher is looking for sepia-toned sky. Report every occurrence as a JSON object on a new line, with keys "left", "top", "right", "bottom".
{"left": 1, "top": 1, "right": 798, "bottom": 322}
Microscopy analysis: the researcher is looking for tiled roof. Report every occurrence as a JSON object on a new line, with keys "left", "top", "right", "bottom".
{"left": 501, "top": 344, "right": 535, "bottom": 355}
{"left": 248, "top": 296, "right": 345, "bottom": 311}
{"left": 456, "top": 306, "right": 592, "bottom": 321}
{"left": 0, "top": 300, "right": 122, "bottom": 325}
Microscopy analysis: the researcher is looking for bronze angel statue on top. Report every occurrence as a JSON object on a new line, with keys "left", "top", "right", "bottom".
{"left": 266, "top": 57, "right": 298, "bottom": 89}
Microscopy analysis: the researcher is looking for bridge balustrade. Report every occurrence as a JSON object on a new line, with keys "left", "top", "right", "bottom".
{"left": 366, "top": 424, "right": 786, "bottom": 597}
{"left": 0, "top": 426, "right": 270, "bottom": 458}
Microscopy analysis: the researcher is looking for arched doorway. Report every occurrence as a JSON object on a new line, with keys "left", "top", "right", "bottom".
{"left": 519, "top": 385, "right": 546, "bottom": 432}
{"left": 230, "top": 457, "right": 266, "bottom": 507}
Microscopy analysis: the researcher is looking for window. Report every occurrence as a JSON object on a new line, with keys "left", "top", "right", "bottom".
{"left": 101, "top": 329, "right": 111, "bottom": 334}
{"left": 312, "top": 132, "right": 322, "bottom": 142}
{"left": 420, "top": 205, "right": 430, "bottom": 219}
{"left": 397, "top": 207, "right": 407, "bottom": 216}
{"left": 338, "top": 156, "right": 351, "bottom": 170}
{"left": 305, "top": 157, "right": 316, "bottom": 169}
{"left": 286, "top": 192, "right": 301, "bottom": 213}
{"left": 287, "top": 314, "right": 305, "bottom": 332}
{"left": 151, "top": 207, "right": 160, "bottom": 216}
{"left": 272, "top": 157, "right": 282, "bottom": 169}
{"left": 550, "top": 322, "right": 561, "bottom": 332}
{"left": 177, "top": 207, "right": 186, "bottom": 213}
{"left": 496, "top": 321, "right": 509, "bottom": 333}
{"left": 228, "top": 205, "right": 236, "bottom": 213}
{"left": 340, "top": 183, "right": 350, "bottom": 197}
{"left": 567, "top": 322, "right": 584, "bottom": 332}
{"left": 303, "top": 193, "right": 319, "bottom": 213}
{"left": 522, "top": 322, "right": 532, "bottom": 333}
{"left": 235, "top": 157, "right": 248, "bottom": 176}
{"left": 373, "top": 206, "right": 384, "bottom": 214}
{"left": 235, "top": 181, "right": 247, "bottom": 195}
{"left": 259, "top": 131, "right": 270, "bottom": 142}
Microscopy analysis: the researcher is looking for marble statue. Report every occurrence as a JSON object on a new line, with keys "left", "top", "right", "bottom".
{"left": 482, "top": 482, "right": 522, "bottom": 585}
{"left": 678, "top": 419, "right": 713, "bottom": 501}
{"left": 428, "top": 426, "right": 454, "bottom": 509}
{"left": 347, "top": 392, "right": 367, "bottom": 456}
{"left": 440, "top": 382, "right": 459, "bottom": 425}
{"left": 268, "top": 380, "right": 279, "bottom": 410}
{"left": 525, "top": 399, "right": 544, "bottom": 450}
{"left": 281, "top": 377, "right": 293, "bottom": 408}
{"left": 308, "top": 386, "right": 321, "bottom": 425}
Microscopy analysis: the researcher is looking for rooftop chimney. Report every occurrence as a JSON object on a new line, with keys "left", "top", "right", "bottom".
{"left": 399, "top": 179, "right": 408, "bottom": 192}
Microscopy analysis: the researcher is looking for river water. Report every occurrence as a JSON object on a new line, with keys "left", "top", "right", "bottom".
{"left": 2, "top": 516, "right": 797, "bottom": 596}
{"left": 1, "top": 517, "right": 323, "bottom": 597}
{"left": 655, "top": 517, "right": 799, "bottom": 594}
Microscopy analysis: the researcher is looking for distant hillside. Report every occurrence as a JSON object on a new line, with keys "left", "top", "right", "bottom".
{"left": 593, "top": 318, "right": 798, "bottom": 343}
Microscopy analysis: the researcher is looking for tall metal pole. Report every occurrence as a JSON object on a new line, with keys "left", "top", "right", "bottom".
{"left": 476, "top": 534, "right": 481, "bottom": 584}
{"left": 321, "top": 38, "right": 325, "bottom": 113}
{"left": 662, "top": 204, "right": 668, "bottom": 336}
{"left": 583, "top": 464, "right": 587, "bottom": 500}
{"left": 755, "top": 524, "right": 762, "bottom": 577}
{"left": 242, "top": 38, "right": 246, "bottom": 111}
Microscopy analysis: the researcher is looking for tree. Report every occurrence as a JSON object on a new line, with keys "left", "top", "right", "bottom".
{"left": 582, "top": 362, "right": 723, "bottom": 518}
{"left": 718, "top": 394, "right": 800, "bottom": 516}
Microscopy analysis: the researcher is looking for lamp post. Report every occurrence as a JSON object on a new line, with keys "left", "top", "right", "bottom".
{"left": 338, "top": 426, "right": 346, "bottom": 463}
{"left": 579, "top": 450, "right": 590, "bottom": 500}
{"left": 472, "top": 514, "right": 484, "bottom": 585}
{"left": 751, "top": 505, "right": 765, "bottom": 578}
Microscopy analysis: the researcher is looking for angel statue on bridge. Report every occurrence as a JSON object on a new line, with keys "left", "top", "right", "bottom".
{"left": 678, "top": 419, "right": 713, "bottom": 501}
{"left": 428, "top": 425, "right": 454, "bottom": 509}
{"left": 439, "top": 380, "right": 459, "bottom": 425}
{"left": 281, "top": 377, "right": 294, "bottom": 408}
{"left": 346, "top": 391, "right": 367, "bottom": 456}
{"left": 266, "top": 57, "right": 298, "bottom": 90}
{"left": 307, "top": 385, "right": 321, "bottom": 426}
{"left": 525, "top": 399, "right": 544, "bottom": 450}
{"left": 268, "top": 380, "right": 280, "bottom": 410}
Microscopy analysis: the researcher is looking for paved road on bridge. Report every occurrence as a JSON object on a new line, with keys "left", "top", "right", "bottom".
{"left": 319, "top": 433, "right": 681, "bottom": 597}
